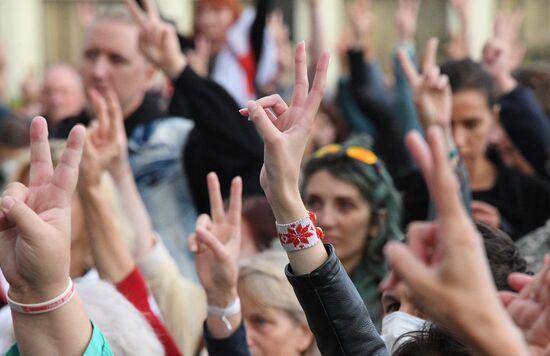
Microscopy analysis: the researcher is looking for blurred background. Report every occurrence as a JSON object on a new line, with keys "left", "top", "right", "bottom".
{"left": 1, "top": 0, "right": 549, "bottom": 104}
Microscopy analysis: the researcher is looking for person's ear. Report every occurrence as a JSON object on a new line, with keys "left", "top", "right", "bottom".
{"left": 295, "top": 322, "right": 314, "bottom": 353}
{"left": 368, "top": 208, "right": 387, "bottom": 238}
{"left": 143, "top": 63, "right": 158, "bottom": 89}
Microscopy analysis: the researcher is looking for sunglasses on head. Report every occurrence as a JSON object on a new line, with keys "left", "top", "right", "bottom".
{"left": 313, "top": 144, "right": 378, "bottom": 166}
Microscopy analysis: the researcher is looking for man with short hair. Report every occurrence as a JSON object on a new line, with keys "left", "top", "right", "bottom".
{"left": 42, "top": 64, "right": 86, "bottom": 127}
{"left": 55, "top": 6, "right": 199, "bottom": 279}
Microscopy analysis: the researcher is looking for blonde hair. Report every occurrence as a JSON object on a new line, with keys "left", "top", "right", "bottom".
{"left": 238, "top": 251, "right": 319, "bottom": 356}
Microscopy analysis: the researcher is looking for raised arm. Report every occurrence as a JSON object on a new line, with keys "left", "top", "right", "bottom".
{"left": 78, "top": 88, "right": 135, "bottom": 283}
{"left": 242, "top": 43, "right": 388, "bottom": 356}
{"left": 189, "top": 173, "right": 250, "bottom": 355}
{"left": 77, "top": 88, "right": 183, "bottom": 356}
{"left": 382, "top": 127, "right": 529, "bottom": 356}
{"left": 0, "top": 118, "right": 99, "bottom": 355}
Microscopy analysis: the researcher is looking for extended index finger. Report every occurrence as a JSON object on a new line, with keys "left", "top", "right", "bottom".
{"left": 422, "top": 37, "right": 439, "bottom": 74}
{"left": 207, "top": 172, "right": 225, "bottom": 224}
{"left": 142, "top": 0, "right": 160, "bottom": 21}
{"left": 124, "top": 0, "right": 147, "bottom": 26}
{"left": 426, "top": 126, "right": 464, "bottom": 218}
{"left": 304, "top": 51, "right": 330, "bottom": 116}
{"left": 397, "top": 48, "right": 420, "bottom": 86}
{"left": 227, "top": 176, "right": 242, "bottom": 229}
{"left": 291, "top": 41, "right": 309, "bottom": 107}
{"left": 29, "top": 117, "right": 54, "bottom": 188}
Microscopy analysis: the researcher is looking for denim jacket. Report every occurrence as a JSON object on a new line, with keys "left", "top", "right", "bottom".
{"left": 128, "top": 117, "right": 198, "bottom": 281}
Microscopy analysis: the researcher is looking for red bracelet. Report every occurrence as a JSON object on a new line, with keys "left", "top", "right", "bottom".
{"left": 7, "top": 279, "right": 75, "bottom": 314}
{"left": 276, "top": 211, "right": 324, "bottom": 252}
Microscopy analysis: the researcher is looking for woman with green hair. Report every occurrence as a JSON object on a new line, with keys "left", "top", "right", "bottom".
{"left": 301, "top": 135, "right": 404, "bottom": 326}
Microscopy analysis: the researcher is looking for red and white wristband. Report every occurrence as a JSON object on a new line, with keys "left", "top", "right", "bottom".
{"left": 7, "top": 278, "right": 75, "bottom": 315}
{"left": 276, "top": 211, "right": 324, "bottom": 252}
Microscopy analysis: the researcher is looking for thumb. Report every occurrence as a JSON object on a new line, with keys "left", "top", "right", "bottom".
{"left": 384, "top": 241, "right": 435, "bottom": 296}
{"left": 247, "top": 100, "right": 280, "bottom": 144}
{"left": 1, "top": 196, "right": 48, "bottom": 240}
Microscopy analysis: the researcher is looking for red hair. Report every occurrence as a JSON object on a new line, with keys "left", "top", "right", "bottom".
{"left": 196, "top": 0, "right": 241, "bottom": 22}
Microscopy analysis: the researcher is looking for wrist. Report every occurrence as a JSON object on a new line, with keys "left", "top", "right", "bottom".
{"left": 265, "top": 188, "right": 306, "bottom": 224}
{"left": 494, "top": 72, "right": 517, "bottom": 95}
{"left": 109, "top": 161, "right": 133, "bottom": 183}
{"left": 163, "top": 53, "right": 187, "bottom": 80}
{"left": 206, "top": 288, "right": 239, "bottom": 308}
{"left": 8, "top": 278, "right": 70, "bottom": 305}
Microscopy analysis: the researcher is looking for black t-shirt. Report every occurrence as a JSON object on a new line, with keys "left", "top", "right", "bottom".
{"left": 473, "top": 152, "right": 550, "bottom": 240}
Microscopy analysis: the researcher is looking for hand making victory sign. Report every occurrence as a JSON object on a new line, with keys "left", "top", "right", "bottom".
{"left": 240, "top": 42, "right": 330, "bottom": 274}
{"left": 124, "top": 0, "right": 187, "bottom": 79}
{"left": 0, "top": 118, "right": 92, "bottom": 355}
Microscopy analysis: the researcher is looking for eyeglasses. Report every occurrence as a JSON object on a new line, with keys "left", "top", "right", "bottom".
{"left": 313, "top": 144, "right": 378, "bottom": 166}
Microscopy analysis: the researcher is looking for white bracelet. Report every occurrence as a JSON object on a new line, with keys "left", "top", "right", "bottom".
{"left": 207, "top": 297, "right": 241, "bottom": 331}
{"left": 276, "top": 211, "right": 324, "bottom": 252}
{"left": 7, "top": 279, "right": 75, "bottom": 315}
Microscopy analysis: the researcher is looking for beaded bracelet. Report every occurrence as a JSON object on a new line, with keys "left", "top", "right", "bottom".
{"left": 276, "top": 211, "right": 324, "bottom": 252}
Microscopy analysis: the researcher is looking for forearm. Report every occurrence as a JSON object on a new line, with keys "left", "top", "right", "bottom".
{"left": 11, "top": 294, "right": 92, "bottom": 356}
{"left": 110, "top": 165, "right": 156, "bottom": 259}
{"left": 79, "top": 185, "right": 135, "bottom": 283}
{"left": 286, "top": 245, "right": 387, "bottom": 356}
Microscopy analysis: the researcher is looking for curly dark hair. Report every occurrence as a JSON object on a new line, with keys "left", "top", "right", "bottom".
{"left": 475, "top": 221, "right": 530, "bottom": 291}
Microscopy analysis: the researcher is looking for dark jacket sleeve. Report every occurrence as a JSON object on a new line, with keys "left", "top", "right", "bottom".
{"left": 204, "top": 321, "right": 251, "bottom": 356}
{"left": 169, "top": 66, "right": 264, "bottom": 213}
{"left": 250, "top": 0, "right": 273, "bottom": 67}
{"left": 499, "top": 86, "right": 550, "bottom": 179}
{"left": 286, "top": 244, "right": 389, "bottom": 356}
{"left": 347, "top": 49, "right": 414, "bottom": 179}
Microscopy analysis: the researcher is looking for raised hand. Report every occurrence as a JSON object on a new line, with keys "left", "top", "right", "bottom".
{"left": 186, "top": 36, "right": 211, "bottom": 78}
{"left": 471, "top": 200, "right": 501, "bottom": 229}
{"left": 398, "top": 38, "right": 452, "bottom": 129}
{"left": 396, "top": 0, "right": 421, "bottom": 42}
{"left": 382, "top": 127, "right": 529, "bottom": 356}
{"left": 0, "top": 118, "right": 85, "bottom": 302}
{"left": 124, "top": 0, "right": 187, "bottom": 79}
{"left": 348, "top": 0, "right": 373, "bottom": 49}
{"left": 239, "top": 42, "right": 330, "bottom": 223}
{"left": 190, "top": 173, "right": 242, "bottom": 308}
{"left": 500, "top": 255, "right": 550, "bottom": 355}
{"left": 482, "top": 11, "right": 523, "bottom": 94}
{"left": 80, "top": 87, "right": 128, "bottom": 186}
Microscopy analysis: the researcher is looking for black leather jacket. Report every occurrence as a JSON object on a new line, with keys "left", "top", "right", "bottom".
{"left": 286, "top": 244, "right": 389, "bottom": 356}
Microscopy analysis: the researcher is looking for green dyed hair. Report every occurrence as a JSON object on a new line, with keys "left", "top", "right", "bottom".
{"left": 301, "top": 135, "right": 404, "bottom": 271}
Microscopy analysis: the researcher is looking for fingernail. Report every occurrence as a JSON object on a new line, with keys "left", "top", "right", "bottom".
{"left": 1, "top": 196, "right": 15, "bottom": 211}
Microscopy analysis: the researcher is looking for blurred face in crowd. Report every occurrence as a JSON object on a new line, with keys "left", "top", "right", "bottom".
{"left": 450, "top": 90, "right": 496, "bottom": 167}
{"left": 489, "top": 125, "right": 535, "bottom": 175}
{"left": 311, "top": 110, "right": 338, "bottom": 149}
{"left": 382, "top": 281, "right": 424, "bottom": 318}
{"left": 81, "top": 19, "right": 155, "bottom": 117}
{"left": 41, "top": 65, "right": 86, "bottom": 124}
{"left": 195, "top": 4, "right": 234, "bottom": 44}
{"left": 240, "top": 294, "right": 313, "bottom": 356}
{"left": 304, "top": 169, "right": 372, "bottom": 271}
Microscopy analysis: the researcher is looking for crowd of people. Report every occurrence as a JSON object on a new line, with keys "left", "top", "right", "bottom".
{"left": 0, "top": 0, "right": 549, "bottom": 354}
